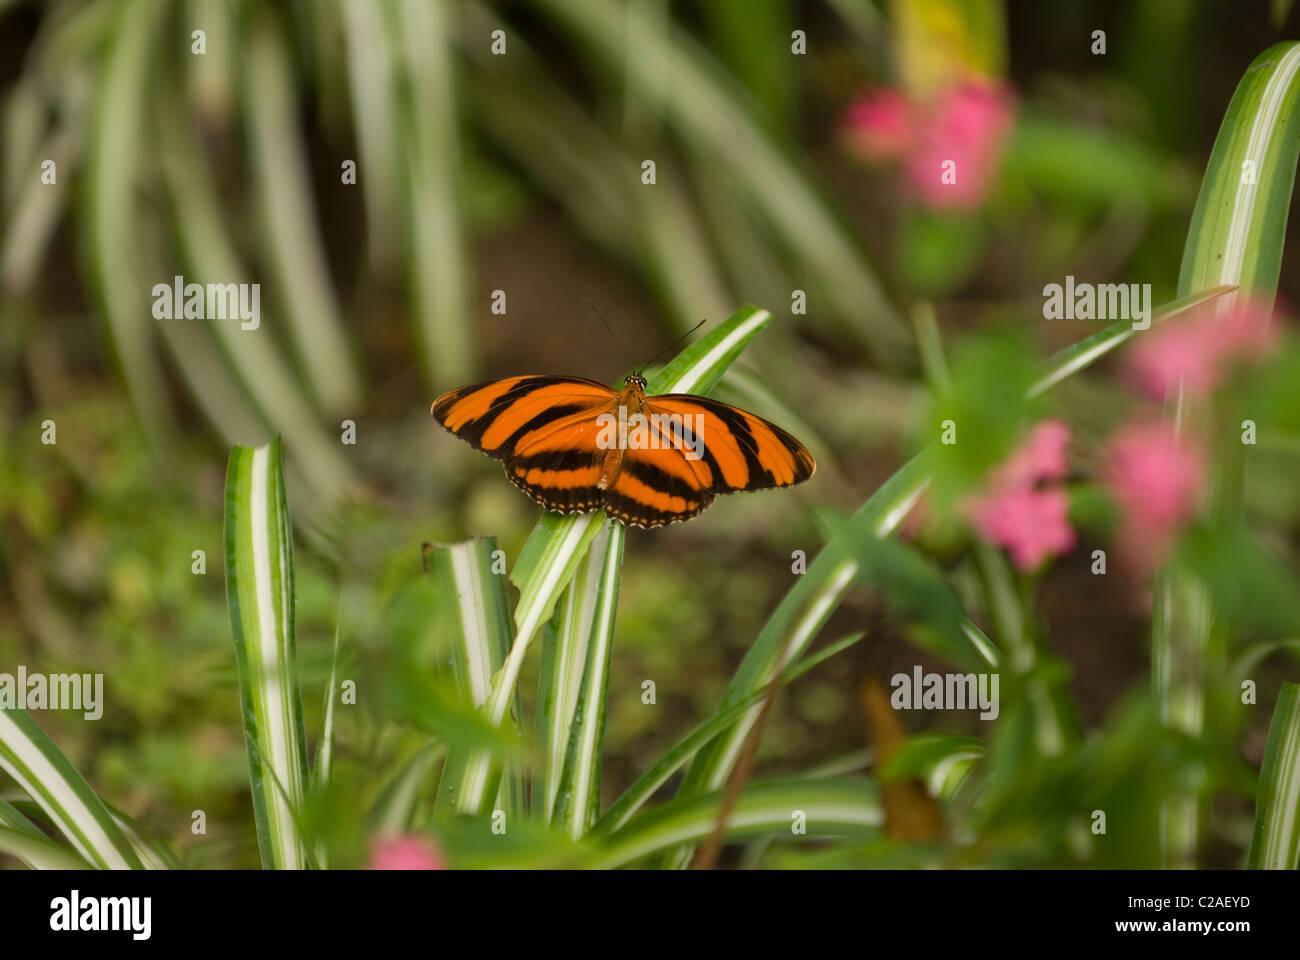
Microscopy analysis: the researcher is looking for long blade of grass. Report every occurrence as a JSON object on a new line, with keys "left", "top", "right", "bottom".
{"left": 313, "top": 610, "right": 343, "bottom": 792}
{"left": 675, "top": 451, "right": 931, "bottom": 810}
{"left": 0, "top": 709, "right": 141, "bottom": 869}
{"left": 84, "top": 0, "right": 169, "bottom": 443}
{"left": 340, "top": 0, "right": 401, "bottom": 273}
{"left": 552, "top": 520, "right": 625, "bottom": 838}
{"left": 536, "top": 524, "right": 611, "bottom": 823}
{"left": 0, "top": 794, "right": 91, "bottom": 870}
{"left": 224, "top": 438, "right": 310, "bottom": 869}
{"left": 669, "top": 281, "right": 1240, "bottom": 845}
{"left": 594, "top": 631, "right": 867, "bottom": 836}
{"left": 426, "top": 538, "right": 517, "bottom": 814}
{"left": 670, "top": 303, "right": 1227, "bottom": 863}
{"left": 532, "top": 0, "right": 909, "bottom": 365}
{"left": 0, "top": 796, "right": 44, "bottom": 841}
{"left": 591, "top": 778, "right": 881, "bottom": 869}
{"left": 1026, "top": 284, "right": 1237, "bottom": 398}
{"left": 0, "top": 826, "right": 92, "bottom": 870}
{"left": 458, "top": 4, "right": 634, "bottom": 260}
{"left": 1247, "top": 682, "right": 1300, "bottom": 868}
{"left": 309, "top": 599, "right": 345, "bottom": 869}
{"left": 1156, "top": 41, "right": 1300, "bottom": 868}
{"left": 369, "top": 742, "right": 443, "bottom": 834}
{"left": 160, "top": 83, "right": 356, "bottom": 509}
{"left": 454, "top": 304, "right": 775, "bottom": 814}
{"left": 388, "top": 0, "right": 474, "bottom": 386}
{"left": 242, "top": 8, "right": 361, "bottom": 415}
{"left": 107, "top": 804, "right": 180, "bottom": 870}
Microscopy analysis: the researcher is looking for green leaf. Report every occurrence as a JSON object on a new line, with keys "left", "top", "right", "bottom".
{"left": 387, "top": 0, "right": 475, "bottom": 385}
{"left": 552, "top": 520, "right": 625, "bottom": 838}
{"left": 880, "top": 734, "right": 985, "bottom": 799}
{"left": 536, "top": 520, "right": 623, "bottom": 827}
{"left": 242, "top": 8, "right": 361, "bottom": 414}
{"left": 0, "top": 709, "right": 141, "bottom": 869}
{"left": 834, "top": 517, "right": 976, "bottom": 668}
{"left": 368, "top": 742, "right": 443, "bottom": 835}
{"left": 1177, "top": 43, "right": 1300, "bottom": 304}
{"left": 159, "top": 83, "right": 355, "bottom": 507}
{"left": 897, "top": 211, "right": 984, "bottom": 298}
{"left": 106, "top": 804, "right": 181, "bottom": 870}
{"left": 673, "top": 450, "right": 932, "bottom": 811}
{"left": 1026, "top": 284, "right": 1236, "bottom": 399}
{"left": 312, "top": 606, "right": 343, "bottom": 792}
{"left": 223, "top": 437, "right": 310, "bottom": 869}
{"left": 592, "top": 779, "right": 880, "bottom": 869}
{"left": 340, "top": 0, "right": 401, "bottom": 272}
{"left": 427, "top": 538, "right": 521, "bottom": 814}
{"left": 1248, "top": 683, "right": 1300, "bottom": 869}
{"left": 926, "top": 330, "right": 1039, "bottom": 511}
{"left": 594, "top": 632, "right": 867, "bottom": 836}
{"left": 84, "top": 0, "right": 169, "bottom": 442}
{"left": 0, "top": 826, "right": 91, "bottom": 871}
{"left": 0, "top": 796, "right": 44, "bottom": 843}
{"left": 1156, "top": 41, "right": 1300, "bottom": 867}
{"left": 531, "top": 0, "right": 908, "bottom": 365}
{"left": 456, "top": 304, "right": 775, "bottom": 815}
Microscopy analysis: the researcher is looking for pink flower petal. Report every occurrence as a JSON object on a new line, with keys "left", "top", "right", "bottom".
{"left": 963, "top": 419, "right": 1076, "bottom": 571}
{"left": 1127, "top": 297, "right": 1280, "bottom": 400}
{"left": 906, "top": 81, "right": 1015, "bottom": 211}
{"left": 1103, "top": 420, "right": 1204, "bottom": 570}
{"left": 967, "top": 486, "right": 1076, "bottom": 572}
{"left": 369, "top": 834, "right": 446, "bottom": 870}
{"left": 842, "top": 88, "right": 915, "bottom": 161}
{"left": 991, "top": 419, "right": 1070, "bottom": 489}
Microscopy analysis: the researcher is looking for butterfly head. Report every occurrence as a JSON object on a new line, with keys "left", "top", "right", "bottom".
{"left": 624, "top": 372, "right": 648, "bottom": 392}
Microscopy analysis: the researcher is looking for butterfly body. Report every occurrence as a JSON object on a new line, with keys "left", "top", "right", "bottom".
{"left": 432, "top": 373, "right": 814, "bottom": 528}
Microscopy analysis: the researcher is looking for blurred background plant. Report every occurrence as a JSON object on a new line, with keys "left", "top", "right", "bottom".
{"left": 2, "top": 0, "right": 1300, "bottom": 868}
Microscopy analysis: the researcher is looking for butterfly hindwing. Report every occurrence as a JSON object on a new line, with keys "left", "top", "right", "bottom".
{"left": 505, "top": 445, "right": 609, "bottom": 515}
{"left": 606, "top": 446, "right": 715, "bottom": 528}
{"left": 506, "top": 412, "right": 615, "bottom": 514}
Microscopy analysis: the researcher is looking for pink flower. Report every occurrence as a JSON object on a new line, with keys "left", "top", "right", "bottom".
{"left": 369, "top": 833, "right": 446, "bottom": 870}
{"left": 1127, "top": 297, "right": 1280, "bottom": 400}
{"left": 1103, "top": 420, "right": 1204, "bottom": 571}
{"left": 842, "top": 88, "right": 914, "bottom": 160}
{"left": 987, "top": 419, "right": 1070, "bottom": 490}
{"left": 967, "top": 486, "right": 1076, "bottom": 571}
{"left": 964, "top": 419, "right": 1076, "bottom": 572}
{"left": 842, "top": 80, "right": 1015, "bottom": 210}
{"left": 908, "top": 83, "right": 1015, "bottom": 210}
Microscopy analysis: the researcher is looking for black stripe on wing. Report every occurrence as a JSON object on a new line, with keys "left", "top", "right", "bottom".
{"left": 433, "top": 375, "right": 611, "bottom": 460}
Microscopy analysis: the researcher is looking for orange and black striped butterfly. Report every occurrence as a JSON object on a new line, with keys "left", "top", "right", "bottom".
{"left": 432, "top": 373, "right": 815, "bottom": 528}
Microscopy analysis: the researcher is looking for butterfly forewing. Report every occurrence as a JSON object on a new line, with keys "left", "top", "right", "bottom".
{"left": 646, "top": 395, "right": 816, "bottom": 491}
{"left": 432, "top": 375, "right": 615, "bottom": 460}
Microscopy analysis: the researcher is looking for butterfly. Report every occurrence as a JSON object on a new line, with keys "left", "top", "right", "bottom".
{"left": 432, "top": 373, "right": 815, "bottom": 528}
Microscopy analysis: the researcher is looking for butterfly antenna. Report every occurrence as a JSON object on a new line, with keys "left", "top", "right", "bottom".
{"left": 638, "top": 319, "right": 706, "bottom": 374}
{"left": 587, "top": 299, "right": 634, "bottom": 372}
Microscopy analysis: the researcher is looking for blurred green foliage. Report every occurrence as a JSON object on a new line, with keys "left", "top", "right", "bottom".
{"left": 2, "top": 0, "right": 1300, "bottom": 868}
